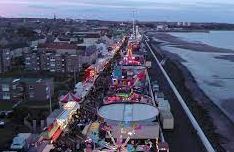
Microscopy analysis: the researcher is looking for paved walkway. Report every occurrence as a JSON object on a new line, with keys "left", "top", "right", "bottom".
{"left": 145, "top": 40, "right": 207, "bottom": 152}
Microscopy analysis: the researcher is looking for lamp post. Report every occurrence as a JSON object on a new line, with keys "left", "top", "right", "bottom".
{"left": 48, "top": 85, "right": 52, "bottom": 113}
{"left": 74, "top": 67, "right": 77, "bottom": 85}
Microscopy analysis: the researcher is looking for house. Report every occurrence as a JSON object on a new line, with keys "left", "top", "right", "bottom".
{"left": 0, "top": 77, "right": 54, "bottom": 101}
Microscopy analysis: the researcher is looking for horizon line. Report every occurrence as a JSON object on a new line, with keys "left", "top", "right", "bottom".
{"left": 1, "top": 16, "right": 234, "bottom": 25}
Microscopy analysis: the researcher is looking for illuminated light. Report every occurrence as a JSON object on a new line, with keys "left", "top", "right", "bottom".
{"left": 85, "top": 138, "right": 92, "bottom": 143}
{"left": 127, "top": 132, "right": 133, "bottom": 136}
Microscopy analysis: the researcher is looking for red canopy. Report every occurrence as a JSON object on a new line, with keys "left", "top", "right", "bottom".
{"left": 51, "top": 128, "right": 62, "bottom": 143}
{"left": 59, "top": 92, "right": 80, "bottom": 103}
{"left": 47, "top": 123, "right": 54, "bottom": 132}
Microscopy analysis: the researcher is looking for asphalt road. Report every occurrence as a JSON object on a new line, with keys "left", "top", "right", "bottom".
{"left": 145, "top": 42, "right": 207, "bottom": 152}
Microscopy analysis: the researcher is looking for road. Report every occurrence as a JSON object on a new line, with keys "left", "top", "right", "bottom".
{"left": 144, "top": 39, "right": 207, "bottom": 152}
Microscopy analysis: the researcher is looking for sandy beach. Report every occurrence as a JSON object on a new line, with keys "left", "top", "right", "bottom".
{"left": 214, "top": 54, "right": 234, "bottom": 62}
{"left": 151, "top": 32, "right": 234, "bottom": 53}
{"left": 148, "top": 32, "right": 234, "bottom": 151}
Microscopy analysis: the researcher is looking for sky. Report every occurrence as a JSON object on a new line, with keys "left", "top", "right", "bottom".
{"left": 0, "top": 0, "right": 234, "bottom": 23}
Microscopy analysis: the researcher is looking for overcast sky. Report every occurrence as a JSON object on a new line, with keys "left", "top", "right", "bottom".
{"left": 0, "top": 0, "right": 234, "bottom": 23}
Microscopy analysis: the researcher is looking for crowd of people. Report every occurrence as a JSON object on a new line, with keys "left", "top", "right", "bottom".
{"left": 51, "top": 51, "right": 145, "bottom": 152}
{"left": 52, "top": 57, "right": 115, "bottom": 151}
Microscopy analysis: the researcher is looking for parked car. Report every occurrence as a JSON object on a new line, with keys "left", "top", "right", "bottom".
{"left": 0, "top": 112, "right": 6, "bottom": 118}
{"left": 0, "top": 120, "right": 5, "bottom": 127}
{"left": 10, "top": 133, "right": 32, "bottom": 151}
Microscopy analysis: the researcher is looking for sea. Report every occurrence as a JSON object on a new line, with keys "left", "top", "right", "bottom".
{"left": 161, "top": 31, "right": 234, "bottom": 122}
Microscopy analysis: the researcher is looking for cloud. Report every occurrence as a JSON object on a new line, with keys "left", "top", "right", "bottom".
{"left": 1, "top": 0, "right": 234, "bottom": 11}
{"left": 0, "top": 0, "right": 234, "bottom": 23}
{"left": 28, "top": 4, "right": 55, "bottom": 10}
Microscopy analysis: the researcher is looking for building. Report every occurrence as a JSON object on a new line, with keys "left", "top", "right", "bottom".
{"left": 24, "top": 44, "right": 98, "bottom": 73}
{"left": 0, "top": 77, "right": 54, "bottom": 101}
{"left": 177, "top": 22, "right": 191, "bottom": 27}
{"left": 39, "top": 52, "right": 65, "bottom": 73}
{"left": 38, "top": 42, "right": 79, "bottom": 55}
{"left": 79, "top": 45, "right": 98, "bottom": 65}
{"left": 73, "top": 32, "right": 101, "bottom": 46}
{"left": 25, "top": 51, "right": 78, "bottom": 73}
{"left": 156, "top": 24, "right": 169, "bottom": 31}
{"left": 92, "top": 27, "right": 109, "bottom": 36}
{"left": 54, "top": 37, "right": 79, "bottom": 44}
{"left": 11, "top": 47, "right": 30, "bottom": 58}
{"left": 46, "top": 108, "right": 63, "bottom": 127}
{"left": 0, "top": 48, "right": 11, "bottom": 73}
{"left": 65, "top": 54, "right": 81, "bottom": 72}
{"left": 30, "top": 38, "right": 47, "bottom": 47}
{"left": 25, "top": 52, "right": 40, "bottom": 71}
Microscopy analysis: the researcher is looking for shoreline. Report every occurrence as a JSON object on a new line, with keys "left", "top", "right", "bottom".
{"left": 166, "top": 54, "right": 234, "bottom": 151}
{"left": 149, "top": 41, "right": 234, "bottom": 151}
{"left": 149, "top": 32, "right": 234, "bottom": 53}
{"left": 150, "top": 32, "right": 234, "bottom": 123}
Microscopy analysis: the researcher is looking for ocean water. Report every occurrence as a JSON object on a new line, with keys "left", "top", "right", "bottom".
{"left": 160, "top": 32, "right": 234, "bottom": 122}
{"left": 169, "top": 31, "right": 234, "bottom": 51}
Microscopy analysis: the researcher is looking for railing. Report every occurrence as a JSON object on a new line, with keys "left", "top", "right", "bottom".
{"left": 144, "top": 35, "right": 215, "bottom": 152}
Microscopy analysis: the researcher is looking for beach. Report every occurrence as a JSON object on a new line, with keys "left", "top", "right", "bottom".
{"left": 147, "top": 32, "right": 234, "bottom": 151}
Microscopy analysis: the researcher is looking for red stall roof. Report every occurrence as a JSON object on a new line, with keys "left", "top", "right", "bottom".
{"left": 59, "top": 92, "right": 80, "bottom": 103}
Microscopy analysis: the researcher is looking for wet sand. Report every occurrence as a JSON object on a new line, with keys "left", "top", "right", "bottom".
{"left": 147, "top": 51, "right": 206, "bottom": 152}
{"left": 148, "top": 33, "right": 234, "bottom": 151}
{"left": 165, "top": 54, "right": 234, "bottom": 151}
{"left": 214, "top": 55, "right": 234, "bottom": 62}
{"left": 149, "top": 32, "right": 234, "bottom": 53}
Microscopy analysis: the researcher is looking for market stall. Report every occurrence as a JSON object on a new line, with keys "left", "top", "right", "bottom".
{"left": 59, "top": 92, "right": 80, "bottom": 107}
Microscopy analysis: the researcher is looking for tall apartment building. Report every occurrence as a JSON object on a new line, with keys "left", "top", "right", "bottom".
{"left": 39, "top": 52, "right": 65, "bottom": 73}
{"left": 0, "top": 48, "right": 11, "bottom": 73}
{"left": 25, "top": 51, "right": 77, "bottom": 73}
{"left": 24, "top": 43, "right": 98, "bottom": 73}
{"left": 25, "top": 52, "right": 40, "bottom": 71}
{"left": 0, "top": 77, "right": 54, "bottom": 101}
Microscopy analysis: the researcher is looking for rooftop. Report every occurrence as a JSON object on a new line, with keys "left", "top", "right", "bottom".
{"left": 79, "top": 45, "right": 97, "bottom": 56}
{"left": 72, "top": 32, "right": 101, "bottom": 38}
{"left": 39, "top": 42, "right": 78, "bottom": 50}
{"left": 98, "top": 103, "right": 159, "bottom": 122}
{"left": 0, "top": 77, "right": 53, "bottom": 84}
{"left": 47, "top": 109, "right": 64, "bottom": 119}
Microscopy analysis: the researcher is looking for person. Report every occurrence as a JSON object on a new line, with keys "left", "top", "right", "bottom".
{"left": 144, "top": 139, "right": 152, "bottom": 152}
{"left": 84, "top": 143, "right": 93, "bottom": 152}
{"left": 127, "top": 143, "right": 134, "bottom": 152}
{"left": 76, "top": 140, "right": 81, "bottom": 150}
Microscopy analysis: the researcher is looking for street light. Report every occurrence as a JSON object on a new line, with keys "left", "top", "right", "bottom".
{"left": 48, "top": 85, "right": 52, "bottom": 113}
